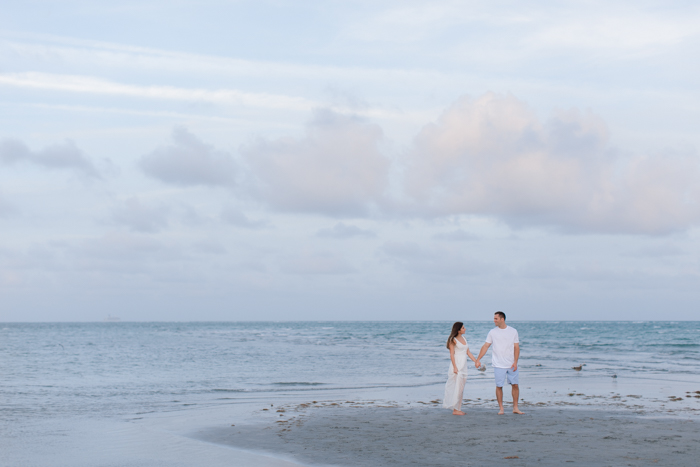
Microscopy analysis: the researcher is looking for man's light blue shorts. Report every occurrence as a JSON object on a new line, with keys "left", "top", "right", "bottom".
{"left": 494, "top": 367, "right": 519, "bottom": 387}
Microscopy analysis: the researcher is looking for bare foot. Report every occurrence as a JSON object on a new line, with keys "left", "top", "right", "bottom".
{"left": 452, "top": 410, "right": 466, "bottom": 415}
{"left": 498, "top": 409, "right": 505, "bottom": 415}
{"left": 513, "top": 409, "right": 524, "bottom": 415}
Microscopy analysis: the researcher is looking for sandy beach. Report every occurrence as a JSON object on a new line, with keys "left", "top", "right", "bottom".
{"left": 193, "top": 400, "right": 700, "bottom": 467}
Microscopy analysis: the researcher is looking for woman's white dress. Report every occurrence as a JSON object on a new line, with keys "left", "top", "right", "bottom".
{"left": 443, "top": 337, "right": 468, "bottom": 410}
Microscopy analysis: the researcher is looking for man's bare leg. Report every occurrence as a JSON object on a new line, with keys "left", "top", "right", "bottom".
{"left": 496, "top": 386, "right": 505, "bottom": 414}
{"left": 512, "top": 384, "right": 524, "bottom": 414}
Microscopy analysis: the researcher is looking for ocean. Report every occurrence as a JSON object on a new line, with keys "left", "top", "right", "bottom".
{"left": 2, "top": 321, "right": 700, "bottom": 465}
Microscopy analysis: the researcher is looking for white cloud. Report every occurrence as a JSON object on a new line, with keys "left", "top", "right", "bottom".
{"left": 316, "top": 222, "right": 376, "bottom": 238}
{"left": 342, "top": 2, "right": 462, "bottom": 43}
{"left": 0, "top": 137, "right": 99, "bottom": 177}
{"left": 402, "top": 93, "right": 700, "bottom": 234}
{"left": 344, "top": 1, "right": 700, "bottom": 55}
{"left": 528, "top": 9, "right": 700, "bottom": 53}
{"left": 243, "top": 109, "right": 389, "bottom": 216}
{"left": 0, "top": 72, "right": 315, "bottom": 111}
{"left": 140, "top": 127, "right": 237, "bottom": 187}
{"left": 0, "top": 33, "right": 451, "bottom": 95}
{"left": 27, "top": 103, "right": 253, "bottom": 125}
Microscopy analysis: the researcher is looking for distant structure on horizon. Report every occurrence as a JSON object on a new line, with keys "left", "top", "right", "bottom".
{"left": 104, "top": 315, "right": 121, "bottom": 322}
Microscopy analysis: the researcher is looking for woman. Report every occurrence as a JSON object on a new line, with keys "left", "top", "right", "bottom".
{"left": 443, "top": 321, "right": 478, "bottom": 415}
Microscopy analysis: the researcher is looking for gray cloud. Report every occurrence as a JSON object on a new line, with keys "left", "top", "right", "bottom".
{"left": 242, "top": 109, "right": 389, "bottom": 216}
{"left": 178, "top": 203, "right": 214, "bottom": 227}
{"left": 316, "top": 222, "right": 376, "bottom": 238}
{"left": 70, "top": 232, "right": 185, "bottom": 274}
{"left": 514, "top": 259, "right": 673, "bottom": 290}
{"left": 220, "top": 206, "right": 269, "bottom": 229}
{"left": 402, "top": 93, "right": 700, "bottom": 235}
{"left": 0, "top": 192, "right": 17, "bottom": 218}
{"left": 192, "top": 240, "right": 228, "bottom": 256}
{"left": 432, "top": 229, "right": 478, "bottom": 242}
{"left": 279, "top": 248, "right": 356, "bottom": 275}
{"left": 0, "top": 138, "right": 99, "bottom": 177}
{"left": 622, "top": 244, "right": 685, "bottom": 258}
{"left": 140, "top": 127, "right": 236, "bottom": 187}
{"left": 380, "top": 241, "right": 491, "bottom": 276}
{"left": 111, "top": 197, "right": 169, "bottom": 233}
{"left": 0, "top": 244, "right": 57, "bottom": 272}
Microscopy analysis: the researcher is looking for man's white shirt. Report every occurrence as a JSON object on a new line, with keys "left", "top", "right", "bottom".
{"left": 485, "top": 325, "right": 519, "bottom": 369}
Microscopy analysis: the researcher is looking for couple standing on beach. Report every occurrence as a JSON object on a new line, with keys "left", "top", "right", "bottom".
{"left": 443, "top": 311, "right": 524, "bottom": 416}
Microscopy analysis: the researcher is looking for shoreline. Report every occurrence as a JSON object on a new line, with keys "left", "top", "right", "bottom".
{"left": 191, "top": 400, "right": 699, "bottom": 466}
{"left": 4, "top": 380, "right": 699, "bottom": 466}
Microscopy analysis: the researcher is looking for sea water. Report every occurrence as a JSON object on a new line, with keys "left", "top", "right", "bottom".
{"left": 2, "top": 321, "right": 700, "bottom": 465}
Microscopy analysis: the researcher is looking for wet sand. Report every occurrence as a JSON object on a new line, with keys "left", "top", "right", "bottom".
{"left": 192, "top": 401, "right": 700, "bottom": 466}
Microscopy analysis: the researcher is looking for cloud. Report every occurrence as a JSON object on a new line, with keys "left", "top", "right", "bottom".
{"left": 402, "top": 93, "right": 700, "bottom": 235}
{"left": 528, "top": 9, "right": 700, "bottom": 53}
{"left": 432, "top": 229, "right": 478, "bottom": 241}
{"left": 316, "top": 222, "right": 376, "bottom": 238}
{"left": 140, "top": 127, "right": 236, "bottom": 187}
{"left": 70, "top": 232, "right": 184, "bottom": 273}
{"left": 220, "top": 206, "right": 269, "bottom": 229}
{"left": 0, "top": 192, "right": 17, "bottom": 218}
{"left": 243, "top": 109, "right": 389, "bottom": 216}
{"left": 0, "top": 137, "right": 99, "bottom": 176}
{"left": 111, "top": 197, "right": 169, "bottom": 233}
{"left": 380, "top": 241, "right": 490, "bottom": 276}
{"left": 512, "top": 258, "right": 693, "bottom": 291}
{"left": 279, "top": 248, "right": 356, "bottom": 275}
{"left": 344, "top": 2, "right": 700, "bottom": 58}
{"left": 0, "top": 72, "right": 315, "bottom": 111}
{"left": 0, "top": 36, "right": 448, "bottom": 117}
{"left": 0, "top": 244, "right": 57, "bottom": 271}
{"left": 622, "top": 244, "right": 685, "bottom": 258}
{"left": 192, "top": 240, "right": 227, "bottom": 256}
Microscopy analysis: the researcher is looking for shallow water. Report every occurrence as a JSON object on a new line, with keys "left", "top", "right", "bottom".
{"left": 3, "top": 321, "right": 699, "bottom": 417}
{"left": 2, "top": 321, "right": 699, "bottom": 465}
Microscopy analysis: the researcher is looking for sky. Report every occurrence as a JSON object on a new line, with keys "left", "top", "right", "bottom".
{"left": 1, "top": 0, "right": 700, "bottom": 321}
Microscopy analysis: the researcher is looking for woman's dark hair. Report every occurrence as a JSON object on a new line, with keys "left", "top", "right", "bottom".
{"left": 446, "top": 321, "right": 464, "bottom": 349}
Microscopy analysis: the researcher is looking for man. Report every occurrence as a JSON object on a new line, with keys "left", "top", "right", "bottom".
{"left": 475, "top": 311, "right": 524, "bottom": 415}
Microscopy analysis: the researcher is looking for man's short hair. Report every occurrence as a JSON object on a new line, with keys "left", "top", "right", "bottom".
{"left": 495, "top": 311, "right": 506, "bottom": 320}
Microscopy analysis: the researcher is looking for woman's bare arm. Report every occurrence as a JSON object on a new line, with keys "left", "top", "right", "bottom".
{"left": 449, "top": 341, "right": 458, "bottom": 374}
{"left": 474, "top": 342, "right": 490, "bottom": 368}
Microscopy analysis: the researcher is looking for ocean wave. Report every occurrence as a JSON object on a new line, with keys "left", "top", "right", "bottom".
{"left": 272, "top": 382, "right": 327, "bottom": 386}
{"left": 5, "top": 321, "right": 700, "bottom": 423}
{"left": 211, "top": 388, "right": 250, "bottom": 393}
{"left": 207, "top": 381, "right": 445, "bottom": 394}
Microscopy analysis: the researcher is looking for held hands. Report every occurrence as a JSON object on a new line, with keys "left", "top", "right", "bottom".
{"left": 474, "top": 360, "right": 481, "bottom": 369}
